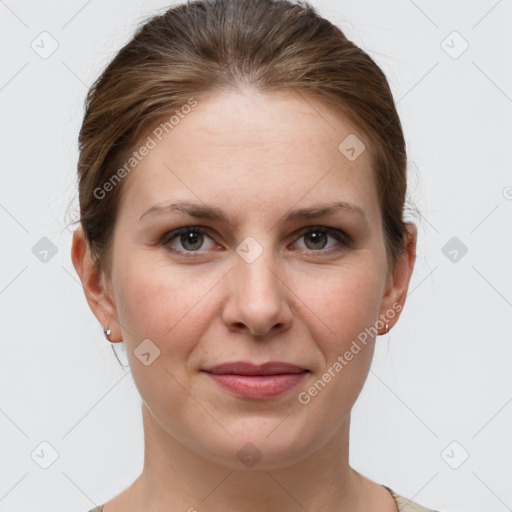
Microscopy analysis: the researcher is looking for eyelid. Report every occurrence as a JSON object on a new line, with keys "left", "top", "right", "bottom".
{"left": 160, "top": 226, "right": 216, "bottom": 248}
{"left": 160, "top": 225, "right": 352, "bottom": 255}
{"left": 295, "top": 225, "right": 353, "bottom": 248}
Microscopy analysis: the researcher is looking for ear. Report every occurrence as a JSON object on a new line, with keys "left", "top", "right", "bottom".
{"left": 71, "top": 224, "right": 122, "bottom": 342}
{"left": 378, "top": 222, "right": 418, "bottom": 332}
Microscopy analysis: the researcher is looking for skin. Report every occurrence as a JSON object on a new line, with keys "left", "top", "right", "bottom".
{"left": 72, "top": 88, "right": 417, "bottom": 512}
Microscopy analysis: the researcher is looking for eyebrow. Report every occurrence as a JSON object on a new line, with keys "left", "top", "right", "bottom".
{"left": 138, "top": 200, "right": 367, "bottom": 226}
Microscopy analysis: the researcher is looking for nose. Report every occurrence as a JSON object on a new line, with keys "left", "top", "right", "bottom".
{"left": 222, "top": 240, "right": 293, "bottom": 337}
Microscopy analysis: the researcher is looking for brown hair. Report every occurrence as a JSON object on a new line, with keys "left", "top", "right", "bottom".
{"left": 76, "top": 0, "right": 414, "bottom": 276}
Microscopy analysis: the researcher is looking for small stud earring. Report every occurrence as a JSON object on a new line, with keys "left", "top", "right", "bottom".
{"left": 103, "top": 327, "right": 112, "bottom": 341}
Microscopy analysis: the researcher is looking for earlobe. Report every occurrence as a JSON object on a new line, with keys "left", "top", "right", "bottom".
{"left": 71, "top": 225, "right": 121, "bottom": 341}
{"left": 378, "top": 222, "right": 418, "bottom": 333}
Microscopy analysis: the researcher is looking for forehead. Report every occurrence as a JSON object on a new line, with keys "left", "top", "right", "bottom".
{"left": 119, "top": 88, "right": 381, "bottom": 226}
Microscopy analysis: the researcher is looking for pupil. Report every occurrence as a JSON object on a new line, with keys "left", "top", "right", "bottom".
{"left": 183, "top": 232, "right": 202, "bottom": 250}
{"left": 308, "top": 231, "right": 326, "bottom": 249}
{"left": 179, "top": 231, "right": 328, "bottom": 251}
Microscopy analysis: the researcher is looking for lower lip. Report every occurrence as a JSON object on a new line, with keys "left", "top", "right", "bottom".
{"left": 203, "top": 372, "right": 308, "bottom": 399}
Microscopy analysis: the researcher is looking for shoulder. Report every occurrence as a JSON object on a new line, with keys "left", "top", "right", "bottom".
{"left": 385, "top": 486, "right": 442, "bottom": 512}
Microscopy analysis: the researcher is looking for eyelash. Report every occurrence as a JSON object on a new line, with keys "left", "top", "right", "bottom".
{"left": 160, "top": 225, "right": 353, "bottom": 257}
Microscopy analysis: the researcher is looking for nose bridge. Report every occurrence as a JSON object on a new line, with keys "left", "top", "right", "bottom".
{"left": 227, "top": 233, "right": 291, "bottom": 335}
{"left": 235, "top": 234, "right": 281, "bottom": 298}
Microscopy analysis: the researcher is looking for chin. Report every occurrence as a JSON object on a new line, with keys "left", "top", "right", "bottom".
{"left": 196, "top": 424, "right": 321, "bottom": 470}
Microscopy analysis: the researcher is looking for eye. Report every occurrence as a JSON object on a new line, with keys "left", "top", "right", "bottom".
{"left": 161, "top": 227, "right": 215, "bottom": 254}
{"left": 161, "top": 225, "right": 352, "bottom": 256}
{"left": 293, "top": 226, "right": 352, "bottom": 253}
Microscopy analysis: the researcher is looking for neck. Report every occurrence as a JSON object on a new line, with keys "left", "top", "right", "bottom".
{"left": 123, "top": 403, "right": 377, "bottom": 512}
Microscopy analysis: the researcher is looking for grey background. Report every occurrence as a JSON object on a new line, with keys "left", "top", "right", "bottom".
{"left": 0, "top": 0, "right": 511, "bottom": 511}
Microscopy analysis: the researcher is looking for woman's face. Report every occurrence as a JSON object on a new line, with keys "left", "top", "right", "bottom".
{"left": 75, "top": 88, "right": 416, "bottom": 469}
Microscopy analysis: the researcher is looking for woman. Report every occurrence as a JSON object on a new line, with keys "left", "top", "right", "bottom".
{"left": 72, "top": 0, "right": 440, "bottom": 510}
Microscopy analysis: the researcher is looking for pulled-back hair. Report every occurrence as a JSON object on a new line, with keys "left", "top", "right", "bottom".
{"left": 77, "top": 0, "right": 413, "bottom": 275}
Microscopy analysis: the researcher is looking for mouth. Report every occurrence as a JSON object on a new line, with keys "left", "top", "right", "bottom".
{"left": 202, "top": 361, "right": 309, "bottom": 375}
{"left": 201, "top": 361, "right": 310, "bottom": 399}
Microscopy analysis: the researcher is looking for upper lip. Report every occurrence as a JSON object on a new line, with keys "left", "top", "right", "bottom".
{"left": 203, "top": 361, "right": 308, "bottom": 375}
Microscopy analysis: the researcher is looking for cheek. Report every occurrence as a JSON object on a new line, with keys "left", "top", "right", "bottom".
{"left": 111, "top": 259, "right": 211, "bottom": 408}
{"left": 294, "top": 268, "right": 382, "bottom": 423}
{"left": 111, "top": 253, "right": 215, "bottom": 348}
{"left": 294, "top": 261, "right": 384, "bottom": 340}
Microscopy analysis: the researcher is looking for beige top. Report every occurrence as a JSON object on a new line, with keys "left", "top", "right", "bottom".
{"left": 87, "top": 485, "right": 440, "bottom": 511}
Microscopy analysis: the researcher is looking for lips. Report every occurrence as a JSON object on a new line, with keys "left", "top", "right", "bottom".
{"left": 202, "top": 361, "right": 308, "bottom": 376}
{"left": 201, "top": 361, "right": 309, "bottom": 399}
